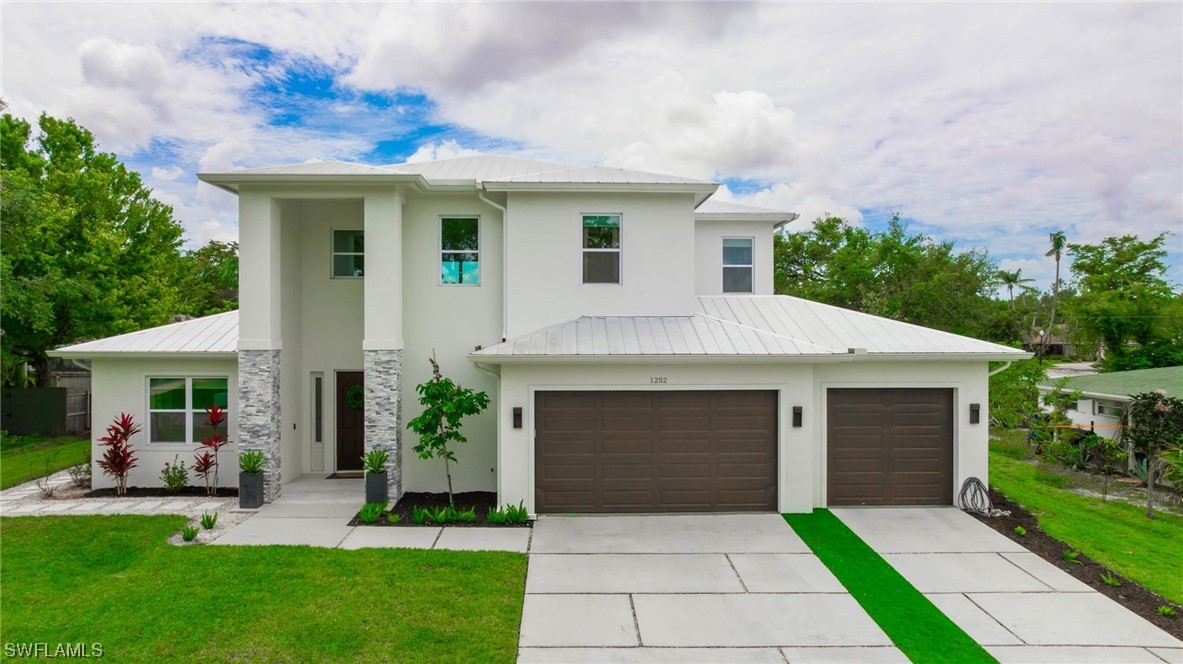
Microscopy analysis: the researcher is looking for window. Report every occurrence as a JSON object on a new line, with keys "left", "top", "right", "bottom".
{"left": 332, "top": 230, "right": 364, "bottom": 278}
{"left": 1097, "top": 401, "right": 1123, "bottom": 417}
{"left": 583, "top": 214, "right": 621, "bottom": 284}
{"left": 440, "top": 217, "right": 480, "bottom": 285}
{"left": 722, "top": 238, "right": 754, "bottom": 293}
{"left": 147, "top": 377, "right": 230, "bottom": 444}
{"left": 312, "top": 373, "right": 324, "bottom": 444}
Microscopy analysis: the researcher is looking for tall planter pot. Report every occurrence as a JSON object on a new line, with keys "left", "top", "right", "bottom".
{"left": 239, "top": 471, "right": 264, "bottom": 509}
{"left": 366, "top": 471, "right": 389, "bottom": 504}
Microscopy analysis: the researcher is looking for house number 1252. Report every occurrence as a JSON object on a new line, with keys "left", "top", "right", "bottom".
{"left": 650, "top": 377, "right": 667, "bottom": 384}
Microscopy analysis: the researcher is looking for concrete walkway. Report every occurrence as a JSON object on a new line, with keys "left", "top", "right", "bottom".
{"left": 0, "top": 469, "right": 235, "bottom": 517}
{"left": 833, "top": 507, "right": 1183, "bottom": 663}
{"left": 211, "top": 474, "right": 529, "bottom": 551}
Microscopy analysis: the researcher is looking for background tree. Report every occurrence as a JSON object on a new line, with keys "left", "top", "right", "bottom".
{"left": 1, "top": 112, "right": 186, "bottom": 386}
{"left": 1040, "top": 231, "right": 1068, "bottom": 359}
{"left": 180, "top": 240, "right": 239, "bottom": 316}
{"left": 997, "top": 268, "right": 1035, "bottom": 309}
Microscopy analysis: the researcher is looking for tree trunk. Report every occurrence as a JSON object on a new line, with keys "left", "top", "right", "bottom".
{"left": 443, "top": 455, "right": 454, "bottom": 507}
{"left": 1042, "top": 259, "right": 1060, "bottom": 360}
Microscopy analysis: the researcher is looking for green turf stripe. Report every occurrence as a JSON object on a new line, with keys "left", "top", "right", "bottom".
{"left": 783, "top": 509, "right": 996, "bottom": 664}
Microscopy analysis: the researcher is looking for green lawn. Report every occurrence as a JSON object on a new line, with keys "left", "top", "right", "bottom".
{"left": 1, "top": 516, "right": 528, "bottom": 662}
{"left": 0, "top": 434, "right": 89, "bottom": 489}
{"left": 990, "top": 449, "right": 1183, "bottom": 604}
{"left": 784, "top": 510, "right": 994, "bottom": 663}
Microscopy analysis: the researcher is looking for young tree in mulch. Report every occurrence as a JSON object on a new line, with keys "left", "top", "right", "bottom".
{"left": 193, "top": 404, "right": 231, "bottom": 496}
{"left": 1125, "top": 390, "right": 1183, "bottom": 518}
{"left": 96, "top": 413, "right": 140, "bottom": 496}
{"left": 406, "top": 356, "right": 491, "bottom": 507}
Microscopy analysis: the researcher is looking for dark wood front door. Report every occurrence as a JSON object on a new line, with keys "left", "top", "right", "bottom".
{"left": 336, "top": 371, "right": 364, "bottom": 471}
{"left": 534, "top": 390, "right": 778, "bottom": 513}
{"left": 827, "top": 388, "right": 954, "bottom": 506}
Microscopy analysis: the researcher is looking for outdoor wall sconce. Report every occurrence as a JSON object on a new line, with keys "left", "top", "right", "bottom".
{"left": 792, "top": 406, "right": 803, "bottom": 428}
{"left": 513, "top": 407, "right": 523, "bottom": 429}
{"left": 970, "top": 403, "right": 981, "bottom": 424}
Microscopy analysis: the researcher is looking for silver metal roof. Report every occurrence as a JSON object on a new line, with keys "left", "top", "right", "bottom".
{"left": 49, "top": 311, "right": 238, "bottom": 357}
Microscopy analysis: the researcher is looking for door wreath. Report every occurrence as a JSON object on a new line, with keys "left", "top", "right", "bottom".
{"left": 345, "top": 384, "right": 364, "bottom": 410}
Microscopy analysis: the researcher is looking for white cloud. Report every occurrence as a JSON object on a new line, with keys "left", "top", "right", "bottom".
{"left": 404, "top": 140, "right": 482, "bottom": 164}
{"left": 151, "top": 166, "right": 184, "bottom": 181}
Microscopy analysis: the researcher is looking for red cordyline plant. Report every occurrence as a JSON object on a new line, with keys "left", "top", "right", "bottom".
{"left": 193, "top": 404, "right": 231, "bottom": 496}
{"left": 97, "top": 413, "right": 140, "bottom": 496}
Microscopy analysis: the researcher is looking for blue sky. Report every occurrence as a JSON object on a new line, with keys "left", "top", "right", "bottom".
{"left": 2, "top": 3, "right": 1180, "bottom": 289}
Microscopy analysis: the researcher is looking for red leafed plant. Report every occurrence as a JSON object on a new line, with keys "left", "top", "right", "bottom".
{"left": 193, "top": 404, "right": 231, "bottom": 496}
{"left": 97, "top": 412, "right": 141, "bottom": 495}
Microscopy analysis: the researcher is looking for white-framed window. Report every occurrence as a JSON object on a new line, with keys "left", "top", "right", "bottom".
{"left": 331, "top": 229, "right": 364, "bottom": 278}
{"left": 583, "top": 214, "right": 621, "bottom": 284}
{"left": 440, "top": 217, "right": 480, "bottom": 285}
{"left": 147, "top": 377, "right": 230, "bottom": 444}
{"left": 1096, "top": 401, "right": 1123, "bottom": 417}
{"left": 722, "top": 237, "right": 754, "bottom": 293}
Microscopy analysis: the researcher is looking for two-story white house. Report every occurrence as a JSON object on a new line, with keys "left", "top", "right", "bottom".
{"left": 51, "top": 155, "right": 1028, "bottom": 513}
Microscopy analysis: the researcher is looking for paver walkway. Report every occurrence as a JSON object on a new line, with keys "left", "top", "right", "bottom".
{"left": 833, "top": 507, "right": 1183, "bottom": 663}
{"left": 0, "top": 469, "right": 235, "bottom": 517}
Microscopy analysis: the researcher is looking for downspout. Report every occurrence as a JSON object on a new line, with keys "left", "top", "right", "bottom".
{"left": 988, "top": 361, "right": 1014, "bottom": 377}
{"left": 477, "top": 185, "right": 509, "bottom": 342}
{"left": 472, "top": 361, "right": 501, "bottom": 379}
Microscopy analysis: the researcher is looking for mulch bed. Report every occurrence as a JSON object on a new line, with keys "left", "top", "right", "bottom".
{"left": 84, "top": 486, "right": 237, "bottom": 499}
{"left": 971, "top": 488, "right": 1181, "bottom": 639}
{"left": 347, "top": 491, "right": 531, "bottom": 528}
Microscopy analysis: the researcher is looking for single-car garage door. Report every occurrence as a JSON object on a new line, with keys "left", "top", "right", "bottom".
{"left": 535, "top": 390, "right": 777, "bottom": 513}
{"left": 827, "top": 388, "right": 953, "bottom": 506}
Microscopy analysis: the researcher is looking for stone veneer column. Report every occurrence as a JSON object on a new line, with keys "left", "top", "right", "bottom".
{"left": 364, "top": 349, "right": 403, "bottom": 501}
{"left": 238, "top": 349, "right": 282, "bottom": 502}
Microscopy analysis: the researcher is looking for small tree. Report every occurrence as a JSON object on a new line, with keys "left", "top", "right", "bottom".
{"left": 193, "top": 404, "right": 231, "bottom": 496}
{"left": 406, "top": 356, "right": 491, "bottom": 506}
{"left": 96, "top": 413, "right": 140, "bottom": 495}
{"left": 1125, "top": 390, "right": 1183, "bottom": 518}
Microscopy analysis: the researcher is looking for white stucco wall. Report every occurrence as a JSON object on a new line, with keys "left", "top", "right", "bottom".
{"left": 504, "top": 192, "right": 699, "bottom": 337}
{"left": 496, "top": 359, "right": 990, "bottom": 514}
{"left": 89, "top": 358, "right": 238, "bottom": 490}
{"left": 693, "top": 219, "right": 776, "bottom": 295}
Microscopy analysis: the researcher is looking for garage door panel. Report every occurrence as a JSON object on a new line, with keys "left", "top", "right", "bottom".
{"left": 536, "top": 390, "right": 777, "bottom": 513}
{"left": 828, "top": 388, "right": 953, "bottom": 507}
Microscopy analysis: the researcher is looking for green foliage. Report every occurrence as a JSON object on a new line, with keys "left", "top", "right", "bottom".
{"left": 238, "top": 450, "right": 265, "bottom": 474}
{"left": 1159, "top": 605, "right": 1177, "bottom": 617}
{"left": 1, "top": 112, "right": 187, "bottom": 387}
{"left": 0, "top": 435, "right": 89, "bottom": 489}
{"left": 487, "top": 502, "right": 530, "bottom": 525}
{"left": 988, "top": 358, "right": 1046, "bottom": 428}
{"left": 406, "top": 356, "right": 491, "bottom": 506}
{"left": 1014, "top": 526, "right": 1027, "bottom": 537}
{"left": 412, "top": 506, "right": 429, "bottom": 525}
{"left": 1125, "top": 391, "right": 1183, "bottom": 518}
{"left": 774, "top": 214, "right": 1004, "bottom": 340}
{"left": 200, "top": 512, "right": 218, "bottom": 530}
{"left": 179, "top": 240, "right": 238, "bottom": 317}
{"left": 358, "top": 502, "right": 388, "bottom": 524}
{"left": 1100, "top": 571, "right": 1122, "bottom": 587}
{"left": 1062, "top": 549, "right": 1082, "bottom": 564}
{"left": 453, "top": 506, "right": 476, "bottom": 523}
{"left": 386, "top": 513, "right": 401, "bottom": 525}
{"left": 67, "top": 462, "right": 91, "bottom": 489}
{"left": 361, "top": 449, "right": 388, "bottom": 475}
{"left": 159, "top": 455, "right": 190, "bottom": 493}
{"left": 181, "top": 526, "right": 199, "bottom": 542}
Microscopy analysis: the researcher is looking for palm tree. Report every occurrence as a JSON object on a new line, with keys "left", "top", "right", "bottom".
{"left": 997, "top": 269, "right": 1034, "bottom": 308}
{"left": 1041, "top": 231, "right": 1068, "bottom": 359}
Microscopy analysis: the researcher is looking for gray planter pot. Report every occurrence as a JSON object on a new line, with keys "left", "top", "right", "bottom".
{"left": 366, "top": 472, "right": 388, "bottom": 504}
{"left": 239, "top": 472, "right": 264, "bottom": 509}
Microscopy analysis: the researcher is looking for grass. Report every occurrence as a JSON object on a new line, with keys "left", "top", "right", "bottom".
{"left": 0, "top": 434, "right": 89, "bottom": 489}
{"left": 783, "top": 509, "right": 994, "bottom": 663}
{"left": 1, "top": 515, "right": 528, "bottom": 662}
{"left": 990, "top": 450, "right": 1183, "bottom": 604}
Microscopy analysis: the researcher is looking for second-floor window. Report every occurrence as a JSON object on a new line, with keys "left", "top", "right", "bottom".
{"left": 722, "top": 237, "right": 754, "bottom": 293}
{"left": 332, "top": 230, "right": 364, "bottom": 278}
{"left": 441, "top": 217, "right": 480, "bottom": 285}
{"left": 583, "top": 214, "right": 621, "bottom": 284}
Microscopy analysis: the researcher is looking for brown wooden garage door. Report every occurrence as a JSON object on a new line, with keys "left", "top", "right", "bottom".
{"left": 535, "top": 390, "right": 778, "bottom": 513}
{"left": 827, "top": 388, "right": 954, "bottom": 506}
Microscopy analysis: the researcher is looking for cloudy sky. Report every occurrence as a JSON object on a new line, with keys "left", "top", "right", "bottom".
{"left": 3, "top": 2, "right": 1181, "bottom": 288}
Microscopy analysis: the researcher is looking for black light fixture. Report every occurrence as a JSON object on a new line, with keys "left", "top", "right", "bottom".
{"left": 512, "top": 407, "right": 523, "bottom": 429}
{"left": 792, "top": 406, "right": 803, "bottom": 428}
{"left": 970, "top": 403, "right": 981, "bottom": 424}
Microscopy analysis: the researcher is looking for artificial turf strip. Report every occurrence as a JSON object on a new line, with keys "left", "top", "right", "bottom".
{"left": 783, "top": 509, "right": 996, "bottom": 664}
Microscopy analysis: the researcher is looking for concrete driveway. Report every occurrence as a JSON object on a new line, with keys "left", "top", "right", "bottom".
{"left": 518, "top": 510, "right": 1182, "bottom": 664}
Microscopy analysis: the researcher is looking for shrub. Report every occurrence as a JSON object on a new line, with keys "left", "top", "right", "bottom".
{"left": 239, "top": 450, "right": 265, "bottom": 473}
{"left": 1062, "top": 549, "right": 1082, "bottom": 564}
{"left": 159, "top": 455, "right": 189, "bottom": 493}
{"left": 193, "top": 404, "right": 231, "bottom": 497}
{"left": 1159, "top": 605, "right": 1177, "bottom": 618}
{"left": 200, "top": 512, "right": 218, "bottom": 530}
{"left": 358, "top": 502, "right": 388, "bottom": 524}
{"left": 488, "top": 501, "right": 529, "bottom": 525}
{"left": 1014, "top": 526, "right": 1026, "bottom": 537}
{"left": 362, "top": 449, "right": 388, "bottom": 475}
{"left": 454, "top": 506, "right": 476, "bottom": 523}
{"left": 426, "top": 505, "right": 455, "bottom": 524}
{"left": 412, "top": 505, "right": 429, "bottom": 525}
{"left": 96, "top": 413, "right": 140, "bottom": 496}
{"left": 988, "top": 357, "right": 1046, "bottom": 429}
{"left": 406, "top": 356, "right": 491, "bottom": 506}
{"left": 67, "top": 462, "right": 91, "bottom": 489}
{"left": 1126, "top": 390, "right": 1183, "bottom": 518}
{"left": 181, "top": 526, "right": 199, "bottom": 542}
{"left": 386, "top": 513, "right": 401, "bottom": 525}
{"left": 1100, "top": 571, "right": 1122, "bottom": 587}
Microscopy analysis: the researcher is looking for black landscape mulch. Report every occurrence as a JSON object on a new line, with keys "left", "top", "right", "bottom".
{"left": 971, "top": 488, "right": 1181, "bottom": 639}
{"left": 84, "top": 486, "right": 237, "bottom": 498}
{"left": 348, "top": 491, "right": 531, "bottom": 528}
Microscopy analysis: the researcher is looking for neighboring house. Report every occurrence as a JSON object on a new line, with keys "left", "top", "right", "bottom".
{"left": 49, "top": 155, "right": 1028, "bottom": 512}
{"left": 1037, "top": 366, "right": 1183, "bottom": 439}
